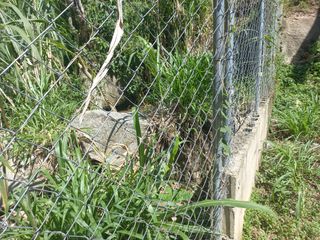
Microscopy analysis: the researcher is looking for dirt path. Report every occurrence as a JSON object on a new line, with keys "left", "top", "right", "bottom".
{"left": 281, "top": 7, "right": 320, "bottom": 63}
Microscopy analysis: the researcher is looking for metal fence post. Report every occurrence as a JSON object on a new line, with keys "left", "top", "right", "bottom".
{"left": 270, "top": 1, "right": 278, "bottom": 93}
{"left": 224, "top": 0, "right": 235, "bottom": 160}
{"left": 212, "top": 0, "right": 225, "bottom": 239}
{"left": 255, "top": 0, "right": 265, "bottom": 113}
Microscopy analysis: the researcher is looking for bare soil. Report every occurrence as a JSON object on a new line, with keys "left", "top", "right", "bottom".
{"left": 281, "top": 5, "right": 320, "bottom": 63}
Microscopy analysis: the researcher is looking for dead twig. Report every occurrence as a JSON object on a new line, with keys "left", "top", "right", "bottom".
{"left": 79, "top": 0, "right": 124, "bottom": 123}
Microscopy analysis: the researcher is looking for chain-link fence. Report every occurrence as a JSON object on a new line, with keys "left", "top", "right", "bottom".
{"left": 0, "top": 0, "right": 279, "bottom": 239}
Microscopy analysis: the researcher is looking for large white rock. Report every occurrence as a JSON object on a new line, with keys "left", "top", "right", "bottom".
{"left": 71, "top": 110, "right": 149, "bottom": 168}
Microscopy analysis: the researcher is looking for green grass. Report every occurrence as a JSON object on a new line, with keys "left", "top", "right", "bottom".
{"left": 0, "top": 0, "right": 85, "bottom": 145}
{"left": 0, "top": 0, "right": 214, "bottom": 146}
{"left": 0, "top": 1, "right": 278, "bottom": 239}
{"left": 1, "top": 114, "right": 275, "bottom": 239}
{"left": 128, "top": 36, "right": 213, "bottom": 124}
{"left": 243, "top": 42, "right": 320, "bottom": 239}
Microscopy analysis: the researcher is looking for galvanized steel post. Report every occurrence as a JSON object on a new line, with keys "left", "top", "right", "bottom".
{"left": 255, "top": 0, "right": 265, "bottom": 113}
{"left": 212, "top": 0, "right": 225, "bottom": 238}
{"left": 224, "top": 0, "right": 235, "bottom": 159}
{"left": 270, "top": 1, "right": 278, "bottom": 93}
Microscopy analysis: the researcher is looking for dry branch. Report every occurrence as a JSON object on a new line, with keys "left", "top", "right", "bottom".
{"left": 79, "top": 0, "right": 124, "bottom": 123}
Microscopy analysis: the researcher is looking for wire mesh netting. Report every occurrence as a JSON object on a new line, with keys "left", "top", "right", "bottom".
{"left": 0, "top": 0, "right": 279, "bottom": 239}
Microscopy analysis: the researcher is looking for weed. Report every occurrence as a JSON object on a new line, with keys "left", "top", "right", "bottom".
{"left": 0, "top": 1, "right": 277, "bottom": 239}
{"left": 244, "top": 42, "right": 320, "bottom": 239}
{"left": 2, "top": 128, "right": 274, "bottom": 239}
{"left": 0, "top": 1, "right": 85, "bottom": 147}
{"left": 130, "top": 36, "right": 213, "bottom": 123}
{"left": 243, "top": 141, "right": 320, "bottom": 239}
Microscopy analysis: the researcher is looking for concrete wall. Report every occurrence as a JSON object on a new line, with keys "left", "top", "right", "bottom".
{"left": 222, "top": 99, "right": 272, "bottom": 239}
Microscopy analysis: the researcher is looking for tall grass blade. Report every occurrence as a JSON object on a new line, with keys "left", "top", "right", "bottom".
{"left": 0, "top": 177, "right": 9, "bottom": 215}
{"left": 133, "top": 107, "right": 146, "bottom": 166}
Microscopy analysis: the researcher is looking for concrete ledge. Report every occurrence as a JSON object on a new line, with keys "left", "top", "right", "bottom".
{"left": 223, "top": 99, "right": 272, "bottom": 239}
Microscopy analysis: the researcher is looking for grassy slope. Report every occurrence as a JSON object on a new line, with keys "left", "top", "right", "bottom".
{"left": 243, "top": 41, "right": 320, "bottom": 239}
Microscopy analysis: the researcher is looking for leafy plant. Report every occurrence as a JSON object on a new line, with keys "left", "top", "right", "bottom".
{"left": 129, "top": 36, "right": 213, "bottom": 123}
{"left": 272, "top": 50, "right": 320, "bottom": 141}
{"left": 244, "top": 45, "right": 320, "bottom": 239}
{"left": 243, "top": 140, "right": 320, "bottom": 239}
{"left": 0, "top": 1, "right": 278, "bottom": 239}
{"left": 2, "top": 126, "right": 275, "bottom": 239}
{"left": 0, "top": 0, "right": 85, "bottom": 147}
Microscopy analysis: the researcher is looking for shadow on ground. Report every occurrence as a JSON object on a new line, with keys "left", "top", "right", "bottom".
{"left": 291, "top": 8, "right": 320, "bottom": 82}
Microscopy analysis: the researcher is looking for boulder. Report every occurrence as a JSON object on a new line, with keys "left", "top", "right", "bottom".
{"left": 71, "top": 110, "right": 149, "bottom": 168}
